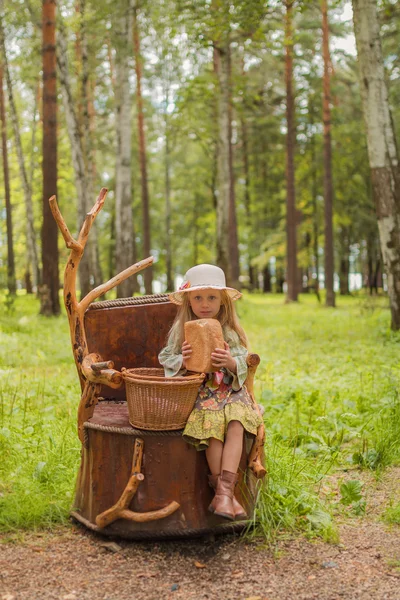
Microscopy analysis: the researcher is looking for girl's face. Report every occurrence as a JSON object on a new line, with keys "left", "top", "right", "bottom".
{"left": 189, "top": 289, "right": 222, "bottom": 319}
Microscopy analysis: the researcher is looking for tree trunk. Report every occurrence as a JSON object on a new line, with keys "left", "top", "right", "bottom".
{"left": 41, "top": 0, "right": 60, "bottom": 315}
{"left": 57, "top": 22, "right": 92, "bottom": 299}
{"left": 0, "top": 65, "right": 16, "bottom": 295}
{"left": 214, "top": 42, "right": 239, "bottom": 289}
{"left": 285, "top": 1, "right": 298, "bottom": 302}
{"left": 0, "top": 15, "right": 40, "bottom": 291}
{"left": 240, "top": 62, "right": 253, "bottom": 290}
{"left": 115, "top": 0, "right": 137, "bottom": 298}
{"left": 132, "top": 1, "right": 152, "bottom": 294}
{"left": 165, "top": 112, "right": 173, "bottom": 292}
{"left": 339, "top": 257, "right": 350, "bottom": 295}
{"left": 227, "top": 49, "right": 240, "bottom": 290}
{"left": 262, "top": 266, "right": 271, "bottom": 293}
{"left": 78, "top": 0, "right": 102, "bottom": 289}
{"left": 322, "top": 0, "right": 335, "bottom": 307}
{"left": 309, "top": 92, "right": 320, "bottom": 297}
{"left": 352, "top": 0, "right": 400, "bottom": 329}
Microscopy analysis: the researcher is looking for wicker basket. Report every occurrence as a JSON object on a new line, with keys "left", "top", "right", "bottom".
{"left": 121, "top": 367, "right": 204, "bottom": 431}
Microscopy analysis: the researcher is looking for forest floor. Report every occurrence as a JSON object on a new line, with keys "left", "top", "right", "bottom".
{"left": 1, "top": 467, "right": 399, "bottom": 600}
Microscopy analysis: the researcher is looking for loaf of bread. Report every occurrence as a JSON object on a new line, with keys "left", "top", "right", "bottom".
{"left": 184, "top": 319, "right": 225, "bottom": 373}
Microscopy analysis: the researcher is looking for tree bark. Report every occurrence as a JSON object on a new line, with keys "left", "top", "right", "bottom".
{"left": 285, "top": 0, "right": 298, "bottom": 302}
{"left": 353, "top": 0, "right": 400, "bottom": 329}
{"left": 77, "top": 0, "right": 102, "bottom": 289}
{"left": 0, "top": 14, "right": 40, "bottom": 291}
{"left": 309, "top": 92, "right": 320, "bottom": 297}
{"left": 214, "top": 42, "right": 239, "bottom": 288}
{"left": 165, "top": 112, "right": 173, "bottom": 292}
{"left": 41, "top": 0, "right": 60, "bottom": 315}
{"left": 57, "top": 22, "right": 92, "bottom": 299}
{"left": 227, "top": 48, "right": 240, "bottom": 290}
{"left": 322, "top": 0, "right": 335, "bottom": 307}
{"left": 115, "top": 0, "right": 137, "bottom": 298}
{"left": 0, "top": 65, "right": 16, "bottom": 295}
{"left": 132, "top": 1, "right": 152, "bottom": 294}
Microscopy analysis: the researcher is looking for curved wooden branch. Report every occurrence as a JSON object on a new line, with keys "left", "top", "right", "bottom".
{"left": 118, "top": 502, "right": 180, "bottom": 524}
{"left": 77, "top": 187, "right": 107, "bottom": 246}
{"left": 95, "top": 438, "right": 180, "bottom": 528}
{"left": 78, "top": 380, "right": 102, "bottom": 444}
{"left": 79, "top": 256, "right": 153, "bottom": 313}
{"left": 82, "top": 353, "right": 123, "bottom": 389}
{"left": 245, "top": 353, "right": 267, "bottom": 479}
{"left": 50, "top": 188, "right": 154, "bottom": 443}
{"left": 49, "top": 195, "right": 83, "bottom": 252}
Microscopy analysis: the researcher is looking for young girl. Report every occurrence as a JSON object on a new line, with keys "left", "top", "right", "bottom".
{"left": 158, "top": 263, "right": 262, "bottom": 521}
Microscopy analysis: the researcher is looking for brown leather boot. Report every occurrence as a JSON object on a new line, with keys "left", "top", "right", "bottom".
{"left": 208, "top": 471, "right": 238, "bottom": 520}
{"left": 208, "top": 474, "right": 247, "bottom": 520}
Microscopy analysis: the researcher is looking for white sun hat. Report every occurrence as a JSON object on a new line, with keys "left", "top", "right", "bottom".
{"left": 168, "top": 264, "right": 242, "bottom": 305}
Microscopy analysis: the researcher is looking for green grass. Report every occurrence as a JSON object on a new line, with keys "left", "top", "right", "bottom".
{"left": 384, "top": 503, "right": 400, "bottom": 525}
{"left": 0, "top": 290, "right": 399, "bottom": 536}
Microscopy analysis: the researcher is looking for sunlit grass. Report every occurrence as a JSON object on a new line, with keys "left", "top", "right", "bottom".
{"left": 0, "top": 290, "right": 398, "bottom": 535}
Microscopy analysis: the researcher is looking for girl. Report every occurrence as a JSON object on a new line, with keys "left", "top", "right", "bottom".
{"left": 158, "top": 263, "right": 262, "bottom": 521}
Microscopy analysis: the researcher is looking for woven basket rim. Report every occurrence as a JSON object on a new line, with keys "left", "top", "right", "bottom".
{"left": 121, "top": 367, "right": 204, "bottom": 384}
{"left": 123, "top": 375, "right": 204, "bottom": 387}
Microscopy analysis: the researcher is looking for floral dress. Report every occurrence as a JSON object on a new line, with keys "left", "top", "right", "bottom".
{"left": 158, "top": 323, "right": 263, "bottom": 450}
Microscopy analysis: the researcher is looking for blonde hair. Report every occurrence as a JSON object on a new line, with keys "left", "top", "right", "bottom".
{"left": 168, "top": 289, "right": 248, "bottom": 351}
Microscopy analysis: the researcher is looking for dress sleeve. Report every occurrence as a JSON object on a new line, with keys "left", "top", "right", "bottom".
{"left": 223, "top": 327, "right": 248, "bottom": 391}
{"left": 158, "top": 327, "right": 185, "bottom": 377}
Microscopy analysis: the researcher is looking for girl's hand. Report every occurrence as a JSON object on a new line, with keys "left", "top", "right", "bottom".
{"left": 211, "top": 342, "right": 237, "bottom": 373}
{"left": 182, "top": 340, "right": 192, "bottom": 368}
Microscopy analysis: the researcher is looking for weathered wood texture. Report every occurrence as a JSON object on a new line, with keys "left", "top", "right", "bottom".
{"left": 72, "top": 402, "right": 256, "bottom": 538}
{"left": 84, "top": 300, "right": 177, "bottom": 399}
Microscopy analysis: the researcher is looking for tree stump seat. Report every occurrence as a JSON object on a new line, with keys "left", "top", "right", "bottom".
{"left": 71, "top": 400, "right": 256, "bottom": 539}
{"left": 50, "top": 190, "right": 265, "bottom": 540}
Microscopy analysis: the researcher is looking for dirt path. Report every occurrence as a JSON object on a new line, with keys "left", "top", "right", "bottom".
{"left": 1, "top": 470, "right": 399, "bottom": 600}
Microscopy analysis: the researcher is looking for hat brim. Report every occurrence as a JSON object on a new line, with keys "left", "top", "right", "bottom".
{"left": 168, "top": 285, "right": 242, "bottom": 305}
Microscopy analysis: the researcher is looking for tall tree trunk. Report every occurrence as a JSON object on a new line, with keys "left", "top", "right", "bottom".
{"left": 309, "top": 93, "right": 320, "bottom": 298}
{"left": 0, "top": 65, "right": 16, "bottom": 295}
{"left": 115, "top": 0, "right": 137, "bottom": 298}
{"left": 214, "top": 42, "right": 239, "bottom": 288}
{"left": 285, "top": 0, "right": 298, "bottom": 302}
{"left": 0, "top": 14, "right": 40, "bottom": 291}
{"left": 322, "top": 0, "right": 335, "bottom": 307}
{"left": 132, "top": 1, "right": 152, "bottom": 294}
{"left": 352, "top": 0, "right": 400, "bottom": 329}
{"left": 339, "top": 249, "right": 350, "bottom": 296}
{"left": 41, "top": 0, "right": 60, "bottom": 315}
{"left": 164, "top": 111, "right": 173, "bottom": 292}
{"left": 240, "top": 57, "right": 252, "bottom": 290}
{"left": 77, "top": 0, "right": 102, "bottom": 289}
{"left": 227, "top": 49, "right": 240, "bottom": 289}
{"left": 57, "top": 22, "right": 92, "bottom": 298}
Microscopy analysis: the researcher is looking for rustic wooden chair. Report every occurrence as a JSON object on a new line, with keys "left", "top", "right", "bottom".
{"left": 50, "top": 189, "right": 266, "bottom": 539}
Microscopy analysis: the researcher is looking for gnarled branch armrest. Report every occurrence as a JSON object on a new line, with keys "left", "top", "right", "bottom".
{"left": 244, "top": 353, "right": 260, "bottom": 398}
{"left": 82, "top": 353, "right": 123, "bottom": 389}
{"left": 245, "top": 352, "right": 267, "bottom": 479}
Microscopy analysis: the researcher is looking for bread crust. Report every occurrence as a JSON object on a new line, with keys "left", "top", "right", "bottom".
{"left": 184, "top": 319, "right": 225, "bottom": 373}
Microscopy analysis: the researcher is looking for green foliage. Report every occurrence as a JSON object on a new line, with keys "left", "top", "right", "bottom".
{"left": 0, "top": 287, "right": 399, "bottom": 536}
{"left": 384, "top": 502, "right": 400, "bottom": 525}
{"left": 0, "top": 293, "right": 80, "bottom": 531}
{"left": 249, "top": 436, "right": 336, "bottom": 542}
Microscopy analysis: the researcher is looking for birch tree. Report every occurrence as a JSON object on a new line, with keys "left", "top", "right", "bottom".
{"left": 114, "top": 0, "right": 137, "bottom": 298}
{"left": 132, "top": 0, "right": 152, "bottom": 294}
{"left": 0, "top": 64, "right": 15, "bottom": 295}
{"left": 0, "top": 9, "right": 40, "bottom": 291}
{"left": 352, "top": 0, "right": 400, "bottom": 329}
